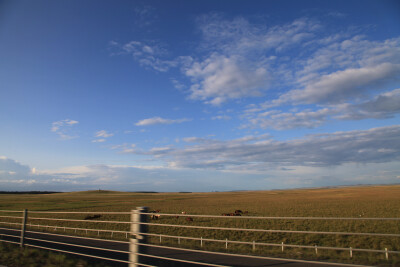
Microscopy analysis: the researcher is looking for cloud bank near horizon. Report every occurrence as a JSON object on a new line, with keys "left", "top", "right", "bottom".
{"left": 2, "top": 125, "right": 400, "bottom": 191}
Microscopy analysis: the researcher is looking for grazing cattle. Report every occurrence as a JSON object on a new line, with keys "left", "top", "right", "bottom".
{"left": 84, "top": 214, "right": 101, "bottom": 220}
{"left": 150, "top": 210, "right": 161, "bottom": 220}
{"left": 222, "top": 213, "right": 230, "bottom": 216}
{"left": 186, "top": 217, "right": 193, "bottom": 222}
{"left": 235, "top": 210, "right": 243, "bottom": 214}
{"left": 151, "top": 214, "right": 160, "bottom": 220}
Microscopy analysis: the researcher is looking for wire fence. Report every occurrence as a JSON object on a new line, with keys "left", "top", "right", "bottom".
{"left": 0, "top": 208, "right": 399, "bottom": 266}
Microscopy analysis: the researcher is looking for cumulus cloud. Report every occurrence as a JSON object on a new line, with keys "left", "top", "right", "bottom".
{"left": 186, "top": 55, "right": 269, "bottom": 105}
{"left": 135, "top": 117, "right": 191, "bottom": 126}
{"left": 51, "top": 119, "right": 79, "bottom": 140}
{"left": 183, "top": 16, "right": 321, "bottom": 105}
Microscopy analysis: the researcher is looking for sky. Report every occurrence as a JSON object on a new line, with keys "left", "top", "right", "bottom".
{"left": 1, "top": 0, "right": 400, "bottom": 192}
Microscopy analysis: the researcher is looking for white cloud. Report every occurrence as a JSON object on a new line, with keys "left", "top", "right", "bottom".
{"left": 246, "top": 108, "right": 333, "bottom": 130}
{"left": 2, "top": 152, "right": 399, "bottom": 192}
{"left": 211, "top": 115, "right": 231, "bottom": 120}
{"left": 282, "top": 63, "right": 400, "bottom": 104}
{"left": 133, "top": 5, "right": 157, "bottom": 28}
{"left": 135, "top": 117, "right": 191, "bottom": 126}
{"left": 92, "top": 139, "right": 106, "bottom": 143}
{"left": 110, "top": 40, "right": 179, "bottom": 72}
{"left": 125, "top": 125, "right": 400, "bottom": 171}
{"left": 92, "top": 130, "right": 114, "bottom": 143}
{"left": 51, "top": 119, "right": 79, "bottom": 140}
{"left": 111, "top": 143, "right": 137, "bottom": 154}
{"left": 95, "top": 130, "right": 114, "bottom": 138}
{"left": 335, "top": 88, "right": 400, "bottom": 120}
{"left": 186, "top": 55, "right": 269, "bottom": 105}
{"left": 112, "top": 14, "right": 400, "bottom": 132}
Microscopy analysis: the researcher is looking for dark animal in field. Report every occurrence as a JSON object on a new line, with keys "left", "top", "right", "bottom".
{"left": 151, "top": 214, "right": 160, "bottom": 219}
{"left": 150, "top": 210, "right": 161, "bottom": 220}
{"left": 235, "top": 210, "right": 243, "bottom": 214}
{"left": 186, "top": 217, "right": 193, "bottom": 222}
{"left": 84, "top": 214, "right": 101, "bottom": 220}
{"left": 150, "top": 210, "right": 161, "bottom": 213}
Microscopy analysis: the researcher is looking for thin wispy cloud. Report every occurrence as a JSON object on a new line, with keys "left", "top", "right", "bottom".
{"left": 51, "top": 119, "right": 79, "bottom": 140}
{"left": 135, "top": 117, "right": 191, "bottom": 126}
{"left": 92, "top": 130, "right": 114, "bottom": 143}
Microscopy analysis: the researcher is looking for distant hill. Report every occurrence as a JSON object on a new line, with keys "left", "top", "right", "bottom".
{"left": 0, "top": 191, "right": 60, "bottom": 194}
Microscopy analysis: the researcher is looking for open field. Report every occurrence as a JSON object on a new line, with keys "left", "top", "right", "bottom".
{"left": 1, "top": 185, "right": 399, "bottom": 266}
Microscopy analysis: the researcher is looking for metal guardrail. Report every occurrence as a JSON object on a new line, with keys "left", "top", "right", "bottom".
{"left": 0, "top": 208, "right": 398, "bottom": 266}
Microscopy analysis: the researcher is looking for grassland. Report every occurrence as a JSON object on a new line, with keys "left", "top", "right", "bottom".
{"left": 0, "top": 185, "right": 399, "bottom": 266}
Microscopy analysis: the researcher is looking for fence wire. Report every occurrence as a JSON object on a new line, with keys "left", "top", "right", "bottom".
{"left": 0, "top": 209, "right": 399, "bottom": 267}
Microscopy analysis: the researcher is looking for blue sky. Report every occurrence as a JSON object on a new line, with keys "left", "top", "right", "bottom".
{"left": 1, "top": 0, "right": 400, "bottom": 192}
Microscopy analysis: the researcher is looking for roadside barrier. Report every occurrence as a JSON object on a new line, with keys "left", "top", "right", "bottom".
{"left": 0, "top": 208, "right": 399, "bottom": 266}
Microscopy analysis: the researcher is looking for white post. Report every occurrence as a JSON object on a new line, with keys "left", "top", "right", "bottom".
{"left": 350, "top": 247, "right": 352, "bottom": 258}
{"left": 201, "top": 237, "right": 203, "bottom": 247}
{"left": 178, "top": 237, "right": 180, "bottom": 245}
{"left": 282, "top": 242, "right": 284, "bottom": 252}
{"left": 160, "top": 234, "right": 162, "bottom": 243}
{"left": 315, "top": 245, "right": 318, "bottom": 255}
{"left": 226, "top": 238, "right": 228, "bottom": 249}
{"left": 253, "top": 241, "right": 255, "bottom": 251}
{"left": 385, "top": 248, "right": 388, "bottom": 260}
{"left": 129, "top": 207, "right": 148, "bottom": 267}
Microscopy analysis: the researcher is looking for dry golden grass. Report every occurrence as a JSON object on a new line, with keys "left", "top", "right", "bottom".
{"left": 0, "top": 185, "right": 399, "bottom": 266}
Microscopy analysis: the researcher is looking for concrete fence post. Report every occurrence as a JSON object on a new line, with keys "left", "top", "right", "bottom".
{"left": 20, "top": 209, "right": 28, "bottom": 248}
{"left": 129, "top": 207, "right": 148, "bottom": 267}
